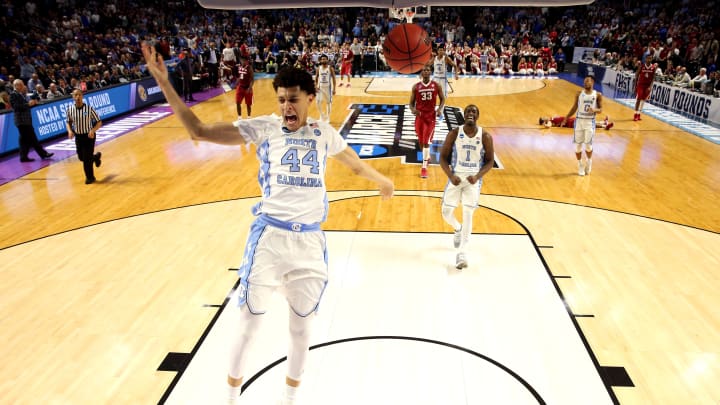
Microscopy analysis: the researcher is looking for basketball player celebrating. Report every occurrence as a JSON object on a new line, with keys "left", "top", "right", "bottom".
{"left": 141, "top": 43, "right": 394, "bottom": 405}
{"left": 562, "top": 75, "right": 603, "bottom": 176}
{"left": 315, "top": 54, "right": 336, "bottom": 122}
{"left": 409, "top": 65, "right": 446, "bottom": 178}
{"left": 235, "top": 54, "right": 254, "bottom": 123}
{"left": 432, "top": 47, "right": 459, "bottom": 100}
{"left": 439, "top": 104, "right": 494, "bottom": 269}
{"left": 634, "top": 57, "right": 657, "bottom": 121}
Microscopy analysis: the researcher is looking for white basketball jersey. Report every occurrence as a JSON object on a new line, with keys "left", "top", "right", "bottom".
{"left": 451, "top": 126, "right": 485, "bottom": 174}
{"left": 236, "top": 116, "right": 348, "bottom": 224}
{"left": 433, "top": 56, "right": 447, "bottom": 78}
{"left": 317, "top": 65, "right": 332, "bottom": 90}
{"left": 576, "top": 90, "right": 598, "bottom": 120}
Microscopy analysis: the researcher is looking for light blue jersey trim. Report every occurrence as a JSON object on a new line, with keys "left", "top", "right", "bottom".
{"left": 237, "top": 218, "right": 268, "bottom": 313}
{"left": 257, "top": 214, "right": 321, "bottom": 232}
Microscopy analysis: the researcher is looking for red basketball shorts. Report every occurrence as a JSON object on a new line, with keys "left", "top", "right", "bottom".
{"left": 236, "top": 87, "right": 253, "bottom": 105}
{"left": 415, "top": 112, "right": 436, "bottom": 145}
{"left": 637, "top": 85, "right": 651, "bottom": 100}
{"left": 341, "top": 62, "right": 352, "bottom": 76}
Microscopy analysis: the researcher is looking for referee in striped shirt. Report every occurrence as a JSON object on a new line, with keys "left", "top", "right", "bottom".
{"left": 66, "top": 89, "right": 103, "bottom": 184}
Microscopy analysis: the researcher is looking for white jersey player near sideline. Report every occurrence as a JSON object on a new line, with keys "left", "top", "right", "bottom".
{"left": 432, "top": 47, "right": 459, "bottom": 100}
{"left": 439, "top": 104, "right": 494, "bottom": 270}
{"left": 562, "top": 75, "right": 604, "bottom": 176}
{"left": 315, "top": 54, "right": 336, "bottom": 122}
{"left": 141, "top": 43, "right": 394, "bottom": 405}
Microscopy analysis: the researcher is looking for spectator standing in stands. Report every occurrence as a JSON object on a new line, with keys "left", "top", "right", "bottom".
{"left": 204, "top": 41, "right": 220, "bottom": 87}
{"left": 178, "top": 48, "right": 196, "bottom": 102}
{"left": 554, "top": 48, "right": 566, "bottom": 72}
{"left": 66, "top": 89, "right": 103, "bottom": 184}
{"left": 222, "top": 41, "right": 237, "bottom": 83}
{"left": 9, "top": 79, "right": 54, "bottom": 162}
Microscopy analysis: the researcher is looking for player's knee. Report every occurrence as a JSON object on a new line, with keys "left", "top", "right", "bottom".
{"left": 585, "top": 144, "right": 593, "bottom": 153}
{"left": 575, "top": 143, "right": 583, "bottom": 153}
{"left": 442, "top": 204, "right": 456, "bottom": 219}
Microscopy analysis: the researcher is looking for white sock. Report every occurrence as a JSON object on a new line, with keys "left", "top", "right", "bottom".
{"left": 422, "top": 148, "right": 429, "bottom": 167}
{"left": 228, "top": 385, "right": 241, "bottom": 400}
{"left": 285, "top": 384, "right": 298, "bottom": 400}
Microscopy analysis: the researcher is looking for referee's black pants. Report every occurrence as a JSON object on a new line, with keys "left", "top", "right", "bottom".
{"left": 352, "top": 55, "right": 362, "bottom": 77}
{"left": 74, "top": 133, "right": 97, "bottom": 181}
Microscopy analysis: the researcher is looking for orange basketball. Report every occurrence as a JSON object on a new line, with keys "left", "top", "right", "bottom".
{"left": 383, "top": 23, "right": 432, "bottom": 74}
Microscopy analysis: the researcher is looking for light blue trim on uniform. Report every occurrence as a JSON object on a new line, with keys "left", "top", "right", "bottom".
{"left": 237, "top": 218, "right": 269, "bottom": 313}
{"left": 257, "top": 139, "right": 271, "bottom": 197}
{"left": 322, "top": 143, "right": 329, "bottom": 223}
{"left": 258, "top": 214, "right": 321, "bottom": 232}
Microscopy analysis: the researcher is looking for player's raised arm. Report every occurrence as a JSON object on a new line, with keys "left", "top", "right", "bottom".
{"left": 141, "top": 41, "right": 244, "bottom": 145}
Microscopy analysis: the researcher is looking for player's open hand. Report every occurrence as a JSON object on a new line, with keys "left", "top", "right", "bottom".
{"left": 450, "top": 174, "right": 462, "bottom": 186}
{"left": 141, "top": 42, "right": 168, "bottom": 81}
{"left": 467, "top": 174, "right": 480, "bottom": 185}
{"left": 379, "top": 178, "right": 394, "bottom": 200}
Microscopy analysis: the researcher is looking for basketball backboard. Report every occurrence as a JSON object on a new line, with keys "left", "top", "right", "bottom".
{"left": 198, "top": 0, "right": 593, "bottom": 10}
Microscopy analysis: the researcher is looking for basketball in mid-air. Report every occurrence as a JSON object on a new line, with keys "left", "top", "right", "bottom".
{"left": 382, "top": 23, "right": 432, "bottom": 74}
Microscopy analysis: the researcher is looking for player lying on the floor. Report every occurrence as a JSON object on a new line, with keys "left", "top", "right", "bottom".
{"left": 539, "top": 115, "right": 614, "bottom": 130}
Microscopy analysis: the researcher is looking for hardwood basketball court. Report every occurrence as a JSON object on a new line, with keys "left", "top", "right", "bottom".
{"left": 0, "top": 74, "right": 718, "bottom": 404}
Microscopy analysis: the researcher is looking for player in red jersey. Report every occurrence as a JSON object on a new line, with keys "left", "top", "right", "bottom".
{"left": 539, "top": 115, "right": 614, "bottom": 130}
{"left": 234, "top": 54, "right": 254, "bottom": 123}
{"left": 409, "top": 65, "right": 446, "bottom": 178}
{"left": 634, "top": 58, "right": 657, "bottom": 121}
{"left": 339, "top": 43, "right": 353, "bottom": 87}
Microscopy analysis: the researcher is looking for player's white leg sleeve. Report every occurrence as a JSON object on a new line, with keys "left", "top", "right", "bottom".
{"left": 575, "top": 143, "right": 583, "bottom": 153}
{"left": 461, "top": 205, "right": 475, "bottom": 246}
{"left": 228, "top": 306, "right": 265, "bottom": 379}
{"left": 585, "top": 144, "right": 593, "bottom": 153}
{"left": 422, "top": 147, "right": 429, "bottom": 161}
{"left": 442, "top": 204, "right": 461, "bottom": 230}
{"left": 287, "top": 310, "right": 315, "bottom": 381}
{"left": 639, "top": 100, "right": 644, "bottom": 111}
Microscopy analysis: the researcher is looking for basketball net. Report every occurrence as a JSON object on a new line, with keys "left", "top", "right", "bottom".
{"left": 390, "top": 6, "right": 416, "bottom": 23}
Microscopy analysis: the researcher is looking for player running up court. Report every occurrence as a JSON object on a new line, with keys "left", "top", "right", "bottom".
{"left": 562, "top": 74, "right": 604, "bottom": 176}
{"left": 315, "top": 54, "right": 336, "bottom": 122}
{"left": 539, "top": 115, "right": 613, "bottom": 130}
{"left": 634, "top": 57, "right": 657, "bottom": 121}
{"left": 432, "top": 47, "right": 459, "bottom": 100}
{"left": 439, "top": 104, "right": 494, "bottom": 269}
{"left": 409, "top": 65, "right": 446, "bottom": 178}
{"left": 234, "top": 54, "right": 254, "bottom": 123}
{"left": 142, "top": 43, "right": 394, "bottom": 405}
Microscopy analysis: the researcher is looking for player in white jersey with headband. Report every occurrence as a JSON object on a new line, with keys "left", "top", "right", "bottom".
{"left": 142, "top": 43, "right": 394, "bottom": 405}
{"left": 439, "top": 104, "right": 494, "bottom": 269}
{"left": 432, "top": 47, "right": 459, "bottom": 102}
{"left": 314, "top": 54, "right": 336, "bottom": 122}
{"left": 562, "top": 74, "right": 603, "bottom": 176}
